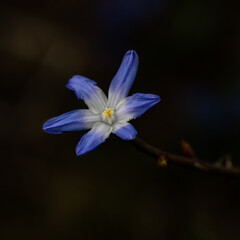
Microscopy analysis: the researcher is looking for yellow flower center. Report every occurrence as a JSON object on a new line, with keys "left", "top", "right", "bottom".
{"left": 102, "top": 107, "right": 114, "bottom": 119}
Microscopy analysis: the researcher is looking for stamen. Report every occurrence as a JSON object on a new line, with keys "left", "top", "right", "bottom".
{"left": 102, "top": 107, "right": 115, "bottom": 125}
{"left": 102, "top": 107, "right": 114, "bottom": 118}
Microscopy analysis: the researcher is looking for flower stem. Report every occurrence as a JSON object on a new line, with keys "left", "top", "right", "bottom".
{"left": 130, "top": 136, "right": 240, "bottom": 177}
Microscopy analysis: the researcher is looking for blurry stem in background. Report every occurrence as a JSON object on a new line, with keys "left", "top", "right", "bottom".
{"left": 130, "top": 137, "right": 240, "bottom": 177}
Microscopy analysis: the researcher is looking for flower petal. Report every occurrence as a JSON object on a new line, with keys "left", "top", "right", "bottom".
{"left": 115, "top": 93, "right": 161, "bottom": 123}
{"left": 76, "top": 122, "right": 112, "bottom": 156}
{"left": 113, "top": 122, "right": 137, "bottom": 140}
{"left": 66, "top": 75, "right": 108, "bottom": 114}
{"left": 43, "top": 109, "right": 100, "bottom": 134}
{"left": 108, "top": 50, "right": 139, "bottom": 107}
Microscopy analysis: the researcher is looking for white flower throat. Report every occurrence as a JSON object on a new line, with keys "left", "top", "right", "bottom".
{"left": 102, "top": 107, "right": 115, "bottom": 125}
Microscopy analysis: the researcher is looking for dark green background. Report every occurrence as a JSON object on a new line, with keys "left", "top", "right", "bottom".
{"left": 1, "top": 0, "right": 240, "bottom": 239}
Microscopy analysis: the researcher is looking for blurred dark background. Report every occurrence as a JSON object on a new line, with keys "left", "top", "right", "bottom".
{"left": 1, "top": 0, "right": 240, "bottom": 239}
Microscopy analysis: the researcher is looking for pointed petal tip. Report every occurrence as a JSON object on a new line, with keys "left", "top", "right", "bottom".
{"left": 42, "top": 126, "right": 61, "bottom": 134}
{"left": 75, "top": 145, "right": 87, "bottom": 156}
{"left": 75, "top": 145, "right": 100, "bottom": 156}
{"left": 65, "top": 82, "right": 73, "bottom": 91}
{"left": 125, "top": 50, "right": 139, "bottom": 65}
{"left": 75, "top": 136, "right": 106, "bottom": 156}
{"left": 120, "top": 129, "right": 138, "bottom": 141}
{"left": 42, "top": 120, "right": 60, "bottom": 134}
{"left": 145, "top": 94, "right": 161, "bottom": 109}
{"left": 116, "top": 93, "right": 161, "bottom": 122}
{"left": 135, "top": 93, "right": 161, "bottom": 103}
{"left": 75, "top": 136, "right": 100, "bottom": 156}
{"left": 126, "top": 49, "right": 138, "bottom": 56}
{"left": 125, "top": 128, "right": 138, "bottom": 141}
{"left": 42, "top": 123, "right": 48, "bottom": 132}
{"left": 147, "top": 94, "right": 161, "bottom": 105}
{"left": 75, "top": 139, "right": 86, "bottom": 156}
{"left": 67, "top": 75, "right": 97, "bottom": 86}
{"left": 113, "top": 123, "right": 138, "bottom": 141}
{"left": 154, "top": 95, "right": 161, "bottom": 103}
{"left": 42, "top": 120, "right": 63, "bottom": 134}
{"left": 65, "top": 80, "right": 80, "bottom": 99}
{"left": 75, "top": 122, "right": 112, "bottom": 156}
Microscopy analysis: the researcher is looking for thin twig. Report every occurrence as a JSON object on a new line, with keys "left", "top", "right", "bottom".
{"left": 130, "top": 136, "right": 240, "bottom": 177}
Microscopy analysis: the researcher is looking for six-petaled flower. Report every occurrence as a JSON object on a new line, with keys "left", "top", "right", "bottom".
{"left": 43, "top": 50, "right": 161, "bottom": 156}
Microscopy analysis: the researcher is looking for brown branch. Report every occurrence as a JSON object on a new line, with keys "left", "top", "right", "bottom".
{"left": 130, "top": 136, "right": 240, "bottom": 177}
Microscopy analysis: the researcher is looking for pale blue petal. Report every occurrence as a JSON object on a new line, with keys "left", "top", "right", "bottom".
{"left": 113, "top": 122, "right": 137, "bottom": 140}
{"left": 108, "top": 50, "right": 139, "bottom": 107}
{"left": 76, "top": 122, "right": 112, "bottom": 156}
{"left": 116, "top": 93, "right": 161, "bottom": 123}
{"left": 66, "top": 75, "right": 107, "bottom": 114}
{"left": 43, "top": 109, "right": 100, "bottom": 134}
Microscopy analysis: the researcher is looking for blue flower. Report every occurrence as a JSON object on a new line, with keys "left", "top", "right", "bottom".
{"left": 43, "top": 50, "right": 161, "bottom": 156}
